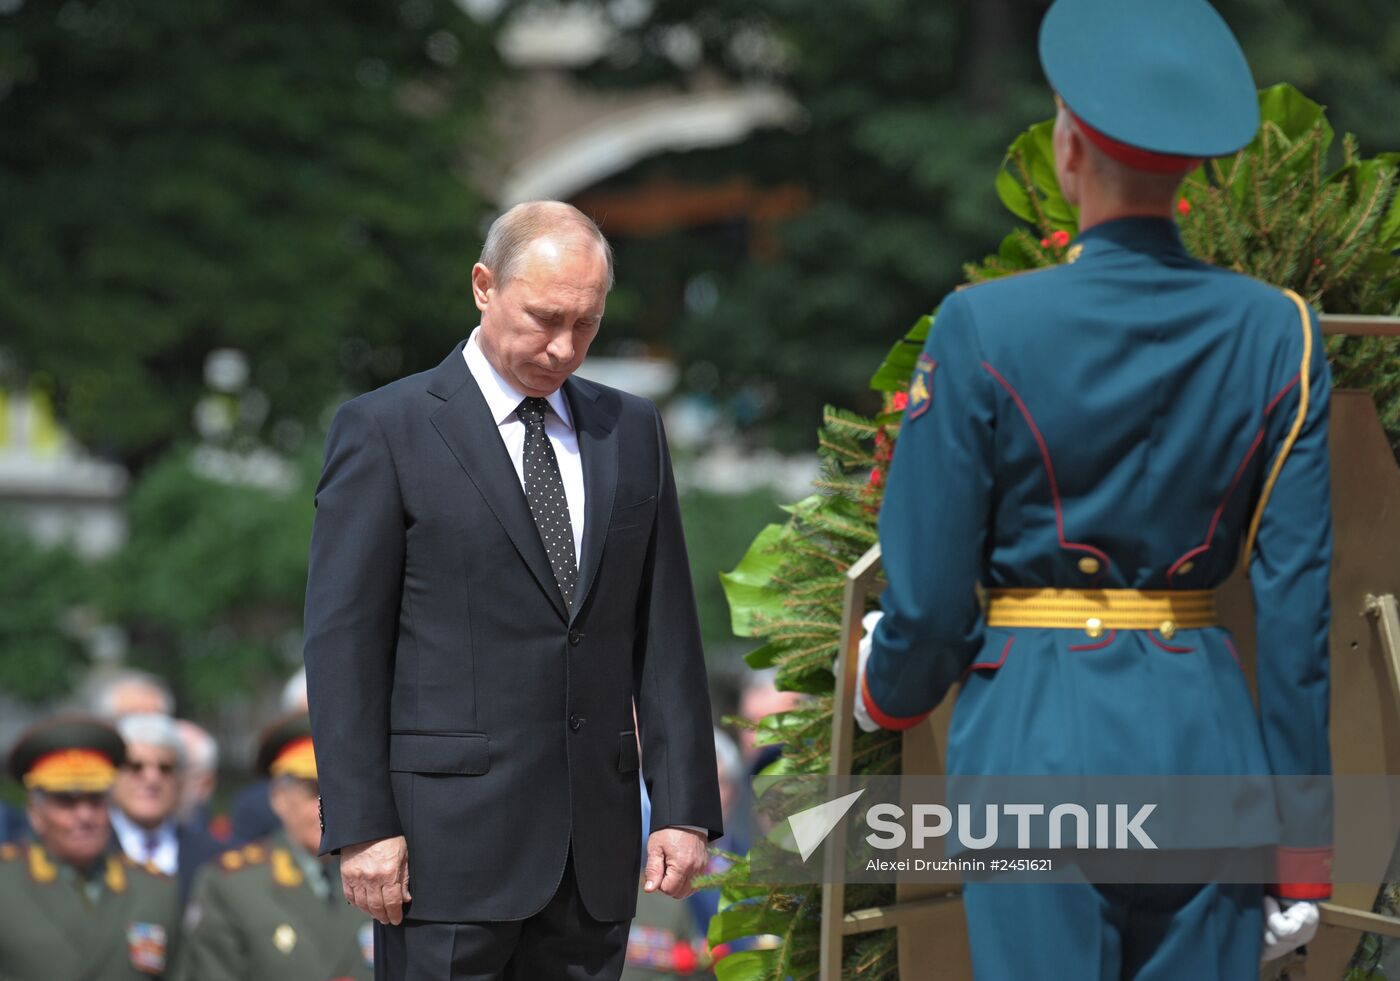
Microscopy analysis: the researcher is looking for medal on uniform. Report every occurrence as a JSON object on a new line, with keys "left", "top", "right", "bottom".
{"left": 126, "top": 922, "right": 167, "bottom": 974}
{"left": 909, "top": 354, "right": 936, "bottom": 419}
{"left": 273, "top": 922, "right": 297, "bottom": 954}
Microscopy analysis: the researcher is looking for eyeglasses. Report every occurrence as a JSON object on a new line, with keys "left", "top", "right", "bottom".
{"left": 121, "top": 760, "right": 177, "bottom": 776}
{"left": 42, "top": 792, "right": 107, "bottom": 809}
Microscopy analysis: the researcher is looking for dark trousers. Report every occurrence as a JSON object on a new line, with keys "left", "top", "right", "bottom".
{"left": 374, "top": 848, "right": 629, "bottom": 981}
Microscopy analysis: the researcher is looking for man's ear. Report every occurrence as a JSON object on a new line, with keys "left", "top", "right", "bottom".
{"left": 1053, "top": 108, "right": 1085, "bottom": 207}
{"left": 471, "top": 263, "right": 493, "bottom": 313}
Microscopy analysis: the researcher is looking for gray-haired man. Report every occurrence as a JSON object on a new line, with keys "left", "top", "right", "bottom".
{"left": 111, "top": 713, "right": 220, "bottom": 899}
{"left": 303, "top": 201, "right": 723, "bottom": 979}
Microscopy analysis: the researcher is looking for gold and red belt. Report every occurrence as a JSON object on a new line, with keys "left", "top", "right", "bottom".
{"left": 984, "top": 588, "right": 1218, "bottom": 640}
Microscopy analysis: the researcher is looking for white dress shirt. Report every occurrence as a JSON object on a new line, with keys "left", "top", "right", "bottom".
{"left": 464, "top": 329, "right": 585, "bottom": 565}
{"left": 465, "top": 332, "right": 705, "bottom": 841}
{"left": 110, "top": 808, "right": 179, "bottom": 875}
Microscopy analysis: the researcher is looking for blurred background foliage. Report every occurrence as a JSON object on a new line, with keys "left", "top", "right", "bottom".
{"left": 0, "top": 0, "right": 1397, "bottom": 716}
{"left": 0, "top": 0, "right": 498, "bottom": 471}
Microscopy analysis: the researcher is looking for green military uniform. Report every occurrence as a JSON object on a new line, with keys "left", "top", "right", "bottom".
{"left": 171, "top": 711, "right": 373, "bottom": 981}
{"left": 2, "top": 714, "right": 182, "bottom": 980}
{"left": 172, "top": 832, "right": 373, "bottom": 981}
{"left": 0, "top": 841, "right": 181, "bottom": 981}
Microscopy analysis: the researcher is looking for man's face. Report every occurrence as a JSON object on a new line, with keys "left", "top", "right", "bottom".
{"left": 268, "top": 777, "right": 322, "bottom": 855}
{"left": 28, "top": 791, "right": 110, "bottom": 868}
{"left": 112, "top": 742, "right": 181, "bottom": 828}
{"left": 473, "top": 233, "right": 609, "bottom": 398}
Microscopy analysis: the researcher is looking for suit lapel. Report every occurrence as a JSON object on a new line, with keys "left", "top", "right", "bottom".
{"left": 565, "top": 375, "right": 618, "bottom": 625}
{"left": 427, "top": 343, "right": 568, "bottom": 622}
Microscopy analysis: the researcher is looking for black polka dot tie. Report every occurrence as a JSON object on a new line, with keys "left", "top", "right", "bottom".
{"left": 517, "top": 397, "right": 578, "bottom": 610}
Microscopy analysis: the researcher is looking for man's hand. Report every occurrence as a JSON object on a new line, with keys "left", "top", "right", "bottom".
{"left": 1261, "top": 896, "right": 1319, "bottom": 962}
{"left": 341, "top": 835, "right": 412, "bottom": 926}
{"left": 643, "top": 827, "right": 708, "bottom": 899}
{"left": 854, "top": 611, "right": 884, "bottom": 733}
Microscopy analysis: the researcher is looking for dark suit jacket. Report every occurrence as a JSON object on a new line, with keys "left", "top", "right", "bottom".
{"left": 175, "top": 821, "right": 222, "bottom": 900}
{"left": 303, "top": 341, "right": 723, "bottom": 923}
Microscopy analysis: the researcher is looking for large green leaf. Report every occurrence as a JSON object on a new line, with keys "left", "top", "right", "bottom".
{"left": 719, "top": 523, "right": 790, "bottom": 637}
{"left": 708, "top": 901, "right": 793, "bottom": 947}
{"left": 1257, "top": 83, "right": 1333, "bottom": 151}
{"left": 995, "top": 163, "right": 1036, "bottom": 226}
{"left": 869, "top": 312, "right": 934, "bottom": 392}
{"left": 713, "top": 949, "right": 778, "bottom": 981}
{"left": 743, "top": 641, "right": 784, "bottom": 670}
{"left": 1222, "top": 84, "right": 1335, "bottom": 206}
{"left": 996, "top": 120, "right": 1077, "bottom": 231}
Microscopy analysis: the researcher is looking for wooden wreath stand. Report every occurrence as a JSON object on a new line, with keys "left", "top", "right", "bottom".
{"left": 819, "top": 316, "right": 1400, "bottom": 979}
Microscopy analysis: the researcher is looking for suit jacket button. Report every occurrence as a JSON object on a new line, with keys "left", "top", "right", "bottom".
{"left": 569, "top": 713, "right": 582, "bottom": 731}
{"left": 568, "top": 629, "right": 583, "bottom": 646}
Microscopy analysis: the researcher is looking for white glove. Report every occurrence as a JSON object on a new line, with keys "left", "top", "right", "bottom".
{"left": 853, "top": 611, "right": 884, "bottom": 733}
{"left": 1261, "top": 895, "right": 1319, "bottom": 963}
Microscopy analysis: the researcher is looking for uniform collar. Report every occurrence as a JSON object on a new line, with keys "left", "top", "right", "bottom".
{"left": 464, "top": 328, "right": 574, "bottom": 431}
{"left": 1070, "top": 216, "right": 1188, "bottom": 262}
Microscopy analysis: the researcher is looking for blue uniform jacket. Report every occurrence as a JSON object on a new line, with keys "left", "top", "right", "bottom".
{"left": 863, "top": 217, "right": 1332, "bottom": 895}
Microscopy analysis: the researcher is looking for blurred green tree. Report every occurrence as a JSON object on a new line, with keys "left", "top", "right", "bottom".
{"left": 0, "top": 0, "right": 501, "bottom": 470}
{"left": 0, "top": 524, "right": 93, "bottom": 702}
{"left": 97, "top": 447, "right": 318, "bottom": 714}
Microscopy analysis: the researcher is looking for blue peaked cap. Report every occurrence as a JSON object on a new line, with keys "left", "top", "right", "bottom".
{"left": 1039, "top": 0, "right": 1259, "bottom": 159}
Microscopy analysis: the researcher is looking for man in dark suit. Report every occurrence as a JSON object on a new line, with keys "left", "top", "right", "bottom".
{"left": 303, "top": 201, "right": 723, "bottom": 979}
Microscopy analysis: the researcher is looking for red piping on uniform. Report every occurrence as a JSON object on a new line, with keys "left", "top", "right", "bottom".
{"left": 860, "top": 672, "right": 932, "bottom": 731}
{"left": 1276, "top": 845, "right": 1333, "bottom": 901}
{"left": 1277, "top": 882, "right": 1331, "bottom": 901}
{"left": 1069, "top": 630, "right": 1117, "bottom": 652}
{"left": 1147, "top": 633, "right": 1192, "bottom": 654}
{"left": 960, "top": 636, "right": 1015, "bottom": 682}
{"left": 1223, "top": 636, "right": 1242, "bottom": 668}
{"left": 982, "top": 362, "right": 1111, "bottom": 575}
{"left": 1167, "top": 376, "right": 1301, "bottom": 583}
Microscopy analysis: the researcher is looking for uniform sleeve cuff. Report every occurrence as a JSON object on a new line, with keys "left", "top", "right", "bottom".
{"left": 859, "top": 672, "right": 931, "bottom": 731}
{"left": 1273, "top": 846, "right": 1332, "bottom": 901}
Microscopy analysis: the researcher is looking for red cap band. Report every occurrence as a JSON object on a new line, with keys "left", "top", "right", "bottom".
{"left": 1069, "top": 110, "right": 1202, "bottom": 174}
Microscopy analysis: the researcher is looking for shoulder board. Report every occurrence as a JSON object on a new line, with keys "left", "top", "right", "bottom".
{"left": 28, "top": 844, "right": 57, "bottom": 883}
{"left": 270, "top": 848, "right": 303, "bottom": 888}
{"left": 241, "top": 843, "right": 267, "bottom": 864}
{"left": 218, "top": 849, "right": 247, "bottom": 872}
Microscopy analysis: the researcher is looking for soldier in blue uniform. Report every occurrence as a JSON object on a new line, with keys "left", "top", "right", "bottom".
{"left": 854, "top": 0, "right": 1332, "bottom": 975}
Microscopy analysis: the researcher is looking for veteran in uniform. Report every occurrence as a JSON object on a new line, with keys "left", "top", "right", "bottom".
{"left": 855, "top": 0, "right": 1333, "bottom": 975}
{"left": 0, "top": 715, "right": 181, "bottom": 980}
{"left": 172, "top": 714, "right": 374, "bottom": 981}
